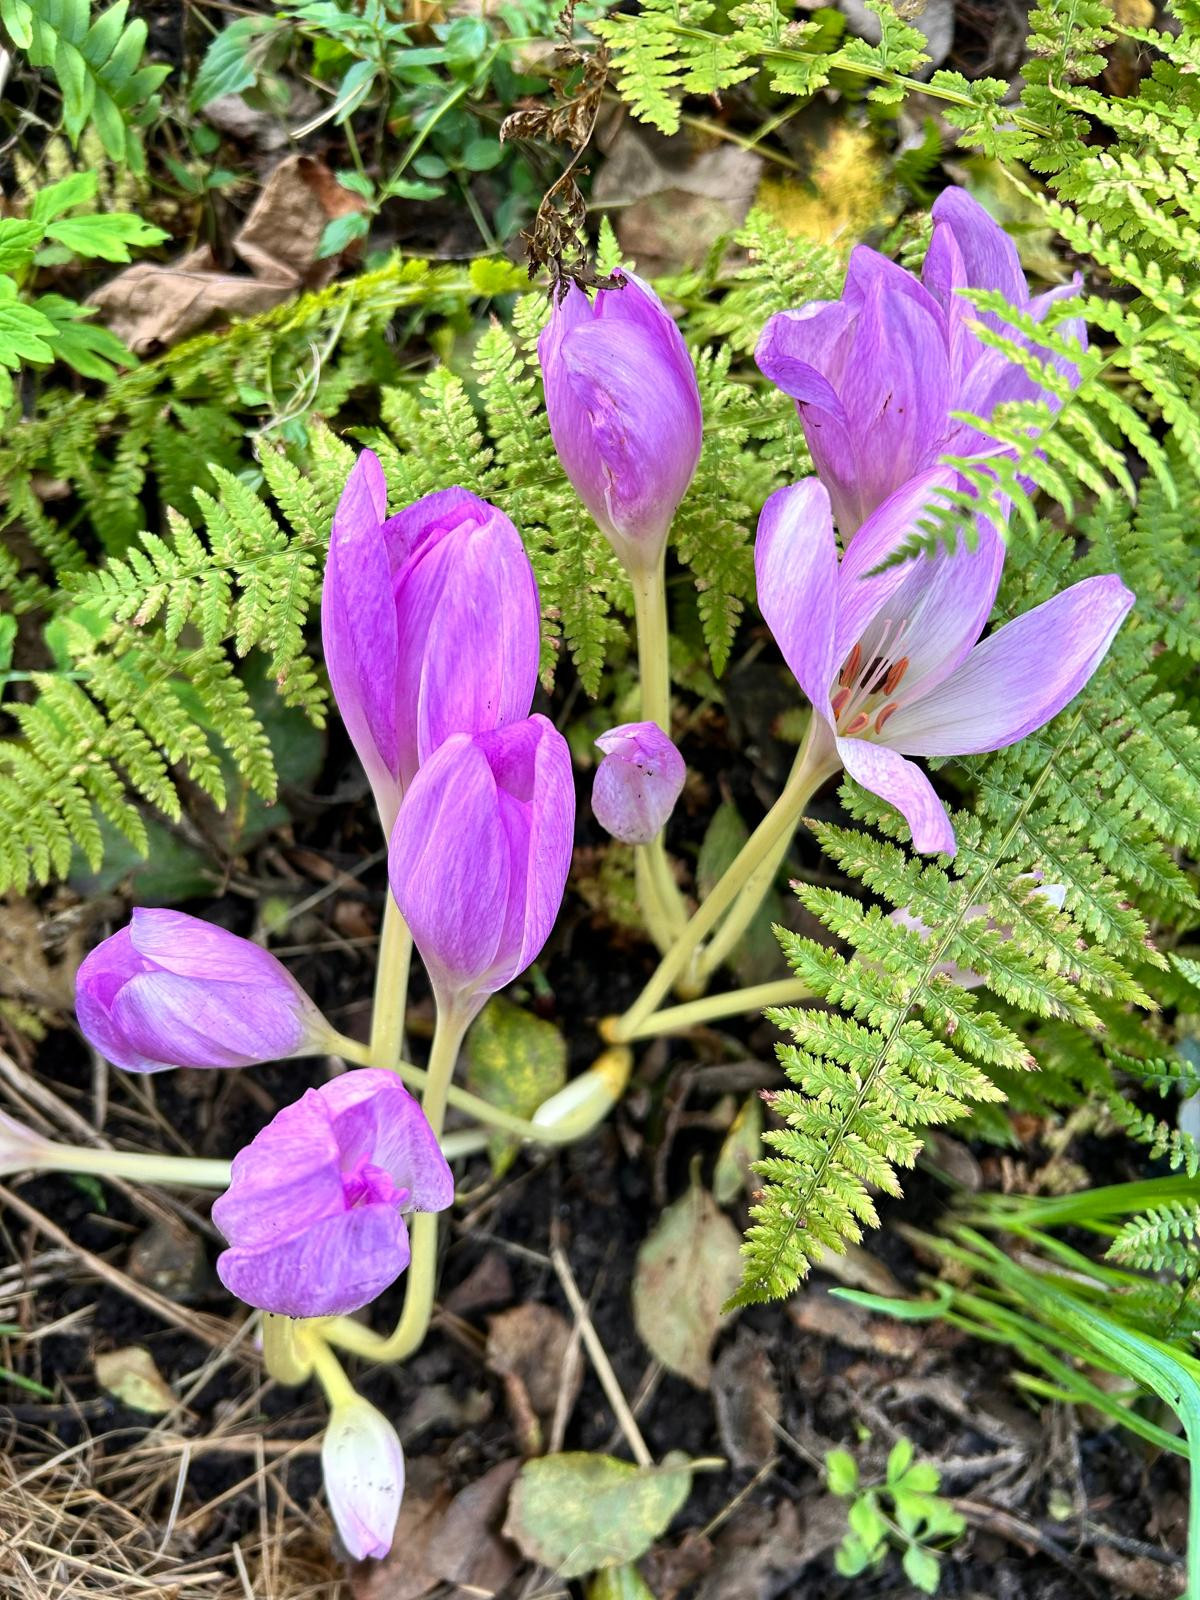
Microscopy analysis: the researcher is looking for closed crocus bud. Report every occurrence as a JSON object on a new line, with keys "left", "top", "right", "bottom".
{"left": 321, "top": 452, "right": 541, "bottom": 834}
{"left": 539, "top": 272, "right": 703, "bottom": 573}
{"left": 388, "top": 714, "right": 574, "bottom": 1024}
{"left": 213, "top": 1068, "right": 454, "bottom": 1317}
{"left": 76, "top": 910, "right": 331, "bottom": 1074}
{"left": 592, "top": 721, "right": 685, "bottom": 845}
{"left": 322, "top": 1395, "right": 405, "bottom": 1560}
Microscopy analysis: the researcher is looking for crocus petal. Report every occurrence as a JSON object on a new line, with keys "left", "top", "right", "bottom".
{"left": 928, "top": 188, "right": 1028, "bottom": 322}
{"left": 754, "top": 479, "right": 839, "bottom": 717}
{"left": 388, "top": 734, "right": 511, "bottom": 1005}
{"left": 211, "top": 1086, "right": 346, "bottom": 1248}
{"left": 882, "top": 574, "right": 1135, "bottom": 756}
{"left": 128, "top": 908, "right": 297, "bottom": 987}
{"left": 393, "top": 500, "right": 541, "bottom": 784}
{"left": 216, "top": 1202, "right": 412, "bottom": 1318}
{"left": 540, "top": 273, "right": 702, "bottom": 568}
{"left": 321, "top": 451, "right": 400, "bottom": 801}
{"left": 75, "top": 926, "right": 149, "bottom": 1070}
{"left": 112, "top": 971, "right": 308, "bottom": 1072}
{"left": 321, "top": 1070, "right": 456, "bottom": 1214}
{"left": 323, "top": 1398, "right": 405, "bottom": 1561}
{"left": 592, "top": 721, "right": 686, "bottom": 844}
{"left": 838, "top": 737, "right": 957, "bottom": 856}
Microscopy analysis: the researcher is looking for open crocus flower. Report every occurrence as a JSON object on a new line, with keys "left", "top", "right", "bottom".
{"left": 539, "top": 271, "right": 703, "bottom": 574}
{"left": 213, "top": 1069, "right": 454, "bottom": 1317}
{"left": 76, "top": 909, "right": 332, "bottom": 1074}
{"left": 388, "top": 714, "right": 575, "bottom": 1024}
{"left": 756, "top": 186, "right": 1086, "bottom": 538}
{"left": 321, "top": 452, "right": 541, "bottom": 834}
{"left": 756, "top": 473, "right": 1134, "bottom": 856}
{"left": 592, "top": 721, "right": 686, "bottom": 845}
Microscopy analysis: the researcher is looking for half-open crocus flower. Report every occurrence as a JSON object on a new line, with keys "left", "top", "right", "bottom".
{"left": 892, "top": 877, "right": 1068, "bottom": 989}
{"left": 592, "top": 721, "right": 686, "bottom": 845}
{"left": 76, "top": 909, "right": 331, "bottom": 1074}
{"left": 323, "top": 1395, "right": 405, "bottom": 1560}
{"left": 213, "top": 1068, "right": 453, "bottom": 1317}
{"left": 756, "top": 185, "right": 1086, "bottom": 538}
{"left": 322, "top": 452, "right": 541, "bottom": 833}
{"left": 756, "top": 473, "right": 1134, "bottom": 856}
{"left": 388, "top": 714, "right": 574, "bottom": 1024}
{"left": 539, "top": 272, "right": 703, "bottom": 573}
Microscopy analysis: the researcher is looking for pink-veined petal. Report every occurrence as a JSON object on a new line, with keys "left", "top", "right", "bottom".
{"left": 754, "top": 479, "right": 839, "bottom": 718}
{"left": 216, "top": 1202, "right": 412, "bottom": 1318}
{"left": 883, "top": 574, "right": 1134, "bottom": 756}
{"left": 838, "top": 736, "right": 957, "bottom": 855}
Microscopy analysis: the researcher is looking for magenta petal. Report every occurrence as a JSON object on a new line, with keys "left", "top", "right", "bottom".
{"left": 211, "top": 1088, "right": 345, "bottom": 1248}
{"left": 128, "top": 908, "right": 293, "bottom": 986}
{"left": 883, "top": 574, "right": 1135, "bottom": 756}
{"left": 75, "top": 926, "right": 153, "bottom": 1071}
{"left": 217, "top": 1203, "right": 412, "bottom": 1318}
{"left": 838, "top": 737, "right": 957, "bottom": 856}
{"left": 321, "top": 450, "right": 400, "bottom": 806}
{"left": 592, "top": 721, "right": 686, "bottom": 844}
{"left": 388, "top": 734, "right": 511, "bottom": 1005}
{"left": 112, "top": 971, "right": 307, "bottom": 1071}
{"left": 754, "top": 479, "right": 839, "bottom": 717}
{"left": 928, "top": 188, "right": 1028, "bottom": 320}
{"left": 322, "top": 1070, "right": 455, "bottom": 1213}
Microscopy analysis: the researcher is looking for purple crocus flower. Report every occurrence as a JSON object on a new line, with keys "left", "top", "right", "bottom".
{"left": 213, "top": 1068, "right": 453, "bottom": 1317}
{"left": 592, "top": 721, "right": 686, "bottom": 845}
{"left": 756, "top": 186, "right": 1086, "bottom": 538}
{"left": 321, "top": 452, "right": 541, "bottom": 833}
{"left": 755, "top": 472, "right": 1134, "bottom": 856}
{"left": 323, "top": 1394, "right": 405, "bottom": 1559}
{"left": 538, "top": 271, "right": 703, "bottom": 573}
{"left": 388, "top": 714, "right": 574, "bottom": 1023}
{"left": 76, "top": 909, "right": 330, "bottom": 1074}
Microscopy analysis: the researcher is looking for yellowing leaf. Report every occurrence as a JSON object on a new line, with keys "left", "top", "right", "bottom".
{"left": 95, "top": 1346, "right": 175, "bottom": 1415}
{"left": 503, "top": 1451, "right": 692, "bottom": 1579}
{"left": 465, "top": 997, "right": 567, "bottom": 1175}
{"left": 632, "top": 1165, "right": 743, "bottom": 1387}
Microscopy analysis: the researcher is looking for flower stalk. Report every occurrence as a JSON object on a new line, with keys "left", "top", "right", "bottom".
{"left": 368, "top": 891, "right": 412, "bottom": 1072}
{"left": 630, "top": 559, "right": 689, "bottom": 950}
{"left": 608, "top": 717, "right": 841, "bottom": 1042}
{"left": 601, "top": 980, "right": 814, "bottom": 1043}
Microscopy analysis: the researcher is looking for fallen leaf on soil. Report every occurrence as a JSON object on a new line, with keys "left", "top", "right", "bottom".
{"left": 90, "top": 155, "right": 363, "bottom": 352}
{"left": 589, "top": 1563, "right": 658, "bottom": 1598}
{"left": 1095, "top": 1545, "right": 1185, "bottom": 1600}
{"left": 95, "top": 1346, "right": 175, "bottom": 1415}
{"left": 465, "top": 996, "right": 567, "bottom": 1175}
{"left": 126, "top": 1217, "right": 212, "bottom": 1302}
{"left": 592, "top": 126, "right": 761, "bottom": 277}
{"left": 427, "top": 1458, "right": 522, "bottom": 1595}
{"left": 694, "top": 1501, "right": 836, "bottom": 1600}
{"left": 712, "top": 1093, "right": 763, "bottom": 1206}
{"left": 788, "top": 1289, "right": 922, "bottom": 1359}
{"left": 814, "top": 1242, "right": 902, "bottom": 1296}
{"left": 642, "top": 1530, "right": 714, "bottom": 1599}
{"left": 711, "top": 1332, "right": 780, "bottom": 1469}
{"left": 349, "top": 1458, "right": 451, "bottom": 1600}
{"left": 486, "top": 1302, "right": 583, "bottom": 1456}
{"left": 442, "top": 1248, "right": 514, "bottom": 1314}
{"left": 503, "top": 1450, "right": 694, "bottom": 1581}
{"left": 633, "top": 1165, "right": 743, "bottom": 1387}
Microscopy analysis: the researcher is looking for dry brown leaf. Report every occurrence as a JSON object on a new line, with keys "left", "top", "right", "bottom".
{"left": 486, "top": 1302, "right": 583, "bottom": 1455}
{"left": 710, "top": 1332, "right": 780, "bottom": 1470}
{"left": 426, "top": 1458, "right": 522, "bottom": 1595}
{"left": 788, "top": 1288, "right": 922, "bottom": 1359}
{"left": 90, "top": 155, "right": 364, "bottom": 353}
{"left": 349, "top": 1458, "right": 452, "bottom": 1600}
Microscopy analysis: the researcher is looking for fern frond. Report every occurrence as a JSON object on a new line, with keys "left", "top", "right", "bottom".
{"left": 1108, "top": 1202, "right": 1200, "bottom": 1272}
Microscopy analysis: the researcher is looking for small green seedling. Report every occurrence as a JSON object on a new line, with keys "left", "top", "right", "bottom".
{"left": 826, "top": 1437, "right": 966, "bottom": 1594}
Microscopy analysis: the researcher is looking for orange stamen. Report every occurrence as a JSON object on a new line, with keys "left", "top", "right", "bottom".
{"left": 831, "top": 687, "right": 851, "bottom": 720}
{"left": 839, "top": 642, "right": 862, "bottom": 687}
{"left": 844, "top": 711, "right": 870, "bottom": 737}
{"left": 874, "top": 702, "right": 898, "bottom": 733}
{"left": 883, "top": 656, "right": 909, "bottom": 695}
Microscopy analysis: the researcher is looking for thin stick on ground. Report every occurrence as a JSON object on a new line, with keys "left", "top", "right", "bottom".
{"left": 550, "top": 1244, "right": 653, "bottom": 1469}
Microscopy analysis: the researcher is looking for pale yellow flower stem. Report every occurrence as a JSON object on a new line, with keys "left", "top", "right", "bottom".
{"left": 368, "top": 890, "right": 413, "bottom": 1072}
{"left": 630, "top": 556, "right": 690, "bottom": 950}
{"left": 609, "top": 719, "right": 840, "bottom": 1043}
{"left": 601, "top": 978, "right": 814, "bottom": 1043}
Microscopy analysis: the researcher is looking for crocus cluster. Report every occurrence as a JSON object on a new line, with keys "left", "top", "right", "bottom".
{"left": 753, "top": 191, "right": 1133, "bottom": 854}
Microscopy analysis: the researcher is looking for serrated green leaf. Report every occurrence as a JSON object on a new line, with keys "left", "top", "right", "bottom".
{"left": 191, "top": 15, "right": 281, "bottom": 107}
{"left": 825, "top": 1448, "right": 859, "bottom": 1497}
{"left": 0, "top": 218, "right": 44, "bottom": 273}
{"left": 43, "top": 211, "right": 168, "bottom": 263}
